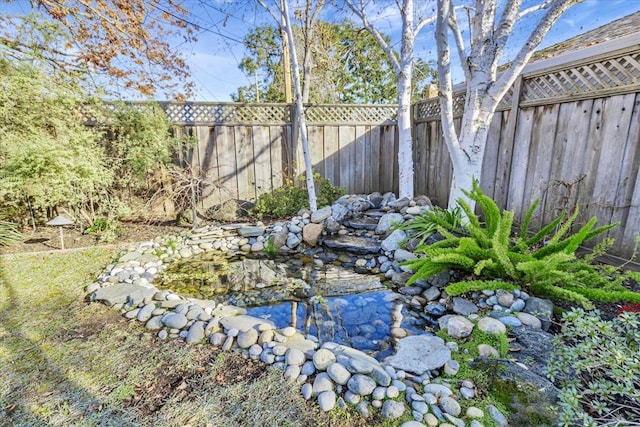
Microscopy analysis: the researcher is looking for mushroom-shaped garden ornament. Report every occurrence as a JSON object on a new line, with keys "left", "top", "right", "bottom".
{"left": 46, "top": 215, "right": 74, "bottom": 250}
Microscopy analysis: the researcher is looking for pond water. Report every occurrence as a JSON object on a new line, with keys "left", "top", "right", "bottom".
{"left": 157, "top": 253, "right": 434, "bottom": 359}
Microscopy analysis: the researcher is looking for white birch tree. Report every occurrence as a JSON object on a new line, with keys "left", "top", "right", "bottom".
{"left": 435, "top": 0, "right": 581, "bottom": 209}
{"left": 344, "top": 0, "right": 435, "bottom": 200}
{"left": 258, "top": 0, "right": 318, "bottom": 211}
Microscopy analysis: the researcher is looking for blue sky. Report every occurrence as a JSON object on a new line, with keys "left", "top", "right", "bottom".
{"left": 2, "top": 0, "right": 640, "bottom": 101}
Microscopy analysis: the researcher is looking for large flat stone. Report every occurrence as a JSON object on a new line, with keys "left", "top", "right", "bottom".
{"left": 321, "top": 235, "right": 381, "bottom": 255}
{"left": 219, "top": 314, "right": 274, "bottom": 332}
{"left": 92, "top": 283, "right": 156, "bottom": 306}
{"left": 385, "top": 335, "right": 451, "bottom": 375}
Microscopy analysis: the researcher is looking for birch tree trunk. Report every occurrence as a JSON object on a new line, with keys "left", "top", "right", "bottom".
{"left": 281, "top": 0, "right": 318, "bottom": 211}
{"left": 436, "top": 0, "right": 579, "bottom": 210}
{"left": 258, "top": 0, "right": 318, "bottom": 212}
{"left": 345, "top": 0, "right": 434, "bottom": 200}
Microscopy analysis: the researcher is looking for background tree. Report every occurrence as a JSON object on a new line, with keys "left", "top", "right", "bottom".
{"left": 233, "top": 21, "right": 432, "bottom": 103}
{"left": 344, "top": 0, "right": 436, "bottom": 200}
{"left": 0, "top": 1, "right": 196, "bottom": 98}
{"left": 436, "top": 0, "right": 580, "bottom": 209}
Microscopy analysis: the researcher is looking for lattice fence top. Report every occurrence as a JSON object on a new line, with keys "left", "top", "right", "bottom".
{"left": 520, "top": 50, "right": 640, "bottom": 106}
{"left": 304, "top": 104, "right": 397, "bottom": 124}
{"left": 161, "top": 103, "right": 290, "bottom": 124}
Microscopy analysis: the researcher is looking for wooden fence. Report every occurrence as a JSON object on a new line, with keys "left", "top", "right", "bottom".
{"left": 112, "top": 33, "right": 639, "bottom": 258}
{"left": 413, "top": 33, "right": 640, "bottom": 257}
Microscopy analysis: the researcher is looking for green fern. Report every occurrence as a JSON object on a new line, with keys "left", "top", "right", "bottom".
{"left": 402, "top": 178, "right": 623, "bottom": 308}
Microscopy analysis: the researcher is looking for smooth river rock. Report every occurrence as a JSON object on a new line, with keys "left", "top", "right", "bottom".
{"left": 385, "top": 335, "right": 451, "bottom": 375}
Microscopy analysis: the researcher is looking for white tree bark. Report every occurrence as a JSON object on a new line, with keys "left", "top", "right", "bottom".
{"left": 258, "top": 0, "right": 318, "bottom": 211}
{"left": 436, "top": 0, "right": 580, "bottom": 209}
{"left": 345, "top": 0, "right": 435, "bottom": 200}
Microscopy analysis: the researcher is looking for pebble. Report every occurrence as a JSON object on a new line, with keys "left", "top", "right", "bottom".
{"left": 477, "top": 317, "right": 507, "bottom": 335}
{"left": 347, "top": 374, "right": 377, "bottom": 396}
{"left": 381, "top": 399, "right": 405, "bottom": 419}
{"left": 236, "top": 329, "right": 258, "bottom": 348}
{"left": 313, "top": 349, "right": 336, "bottom": 370}
{"left": 439, "top": 396, "right": 462, "bottom": 416}
{"left": 327, "top": 362, "right": 351, "bottom": 385}
{"left": 466, "top": 406, "right": 484, "bottom": 418}
{"left": 286, "top": 348, "right": 306, "bottom": 366}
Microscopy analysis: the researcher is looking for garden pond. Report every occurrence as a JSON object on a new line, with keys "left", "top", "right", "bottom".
{"left": 156, "top": 252, "right": 436, "bottom": 360}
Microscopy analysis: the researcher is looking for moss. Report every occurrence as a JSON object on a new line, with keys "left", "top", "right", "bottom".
{"left": 489, "top": 376, "right": 555, "bottom": 426}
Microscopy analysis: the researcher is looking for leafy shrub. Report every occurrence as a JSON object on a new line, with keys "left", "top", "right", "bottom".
{"left": 403, "top": 180, "right": 638, "bottom": 308}
{"left": 546, "top": 308, "right": 640, "bottom": 426}
{"left": 252, "top": 173, "right": 345, "bottom": 219}
{"left": 397, "top": 205, "right": 463, "bottom": 246}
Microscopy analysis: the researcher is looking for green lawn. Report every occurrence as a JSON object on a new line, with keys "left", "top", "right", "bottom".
{"left": 0, "top": 247, "right": 373, "bottom": 427}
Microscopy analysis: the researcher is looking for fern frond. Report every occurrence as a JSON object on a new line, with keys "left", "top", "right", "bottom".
{"left": 492, "top": 210, "right": 517, "bottom": 278}
{"left": 525, "top": 211, "right": 566, "bottom": 248}
{"left": 520, "top": 199, "right": 540, "bottom": 239}
{"left": 431, "top": 253, "right": 476, "bottom": 270}
{"left": 474, "top": 259, "right": 496, "bottom": 276}
{"left": 530, "top": 282, "right": 594, "bottom": 309}
{"left": 549, "top": 205, "right": 580, "bottom": 244}
{"left": 406, "top": 262, "right": 447, "bottom": 285}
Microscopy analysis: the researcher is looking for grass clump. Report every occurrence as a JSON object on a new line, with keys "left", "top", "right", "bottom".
{"left": 252, "top": 173, "right": 345, "bottom": 219}
{"left": 396, "top": 205, "right": 463, "bottom": 246}
{"left": 403, "top": 180, "right": 637, "bottom": 309}
{"left": 0, "top": 220, "right": 23, "bottom": 246}
{"left": 546, "top": 308, "right": 640, "bottom": 426}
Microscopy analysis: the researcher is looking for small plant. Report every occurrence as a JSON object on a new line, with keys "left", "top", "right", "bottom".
{"left": 252, "top": 173, "right": 345, "bottom": 219}
{"left": 263, "top": 237, "right": 277, "bottom": 255}
{"left": 546, "top": 308, "right": 640, "bottom": 426}
{"left": 397, "top": 205, "right": 464, "bottom": 246}
{"left": 403, "top": 180, "right": 638, "bottom": 309}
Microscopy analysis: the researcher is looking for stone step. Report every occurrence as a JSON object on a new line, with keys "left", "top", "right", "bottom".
{"left": 321, "top": 235, "right": 381, "bottom": 255}
{"left": 343, "top": 217, "right": 379, "bottom": 231}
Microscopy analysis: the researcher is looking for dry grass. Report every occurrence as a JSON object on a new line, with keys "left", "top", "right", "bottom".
{"left": 0, "top": 247, "right": 379, "bottom": 427}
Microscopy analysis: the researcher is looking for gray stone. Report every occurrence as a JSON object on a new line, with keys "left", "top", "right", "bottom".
{"left": 499, "top": 315, "right": 522, "bottom": 328}
{"left": 285, "top": 348, "right": 306, "bottom": 366}
{"left": 423, "top": 384, "right": 453, "bottom": 398}
{"left": 477, "top": 317, "right": 507, "bottom": 335}
{"left": 445, "top": 315, "right": 474, "bottom": 338}
{"left": 381, "top": 399, "right": 406, "bottom": 420}
{"left": 144, "top": 315, "right": 163, "bottom": 330}
{"left": 510, "top": 298, "right": 526, "bottom": 312}
{"left": 516, "top": 312, "right": 542, "bottom": 329}
{"left": 222, "top": 335, "right": 234, "bottom": 351}
{"left": 356, "top": 401, "right": 370, "bottom": 417}
{"left": 317, "top": 390, "right": 336, "bottom": 411}
{"left": 439, "top": 396, "right": 461, "bottom": 416}
{"left": 284, "top": 365, "right": 301, "bottom": 382}
{"left": 422, "top": 286, "right": 441, "bottom": 301}
{"left": 162, "top": 313, "right": 188, "bottom": 329}
{"left": 386, "top": 335, "right": 451, "bottom": 375}
{"left": 219, "top": 314, "right": 274, "bottom": 332}
{"left": 313, "top": 348, "right": 336, "bottom": 370}
{"left": 523, "top": 297, "right": 554, "bottom": 331}
{"left": 238, "top": 226, "right": 264, "bottom": 237}
{"left": 412, "top": 400, "right": 429, "bottom": 414}
{"left": 381, "top": 229, "right": 407, "bottom": 252}
{"left": 92, "top": 283, "right": 156, "bottom": 306}
{"left": 210, "top": 332, "right": 226, "bottom": 346}
{"left": 311, "top": 206, "right": 332, "bottom": 223}
{"left": 322, "top": 235, "right": 381, "bottom": 255}
{"left": 327, "top": 362, "right": 351, "bottom": 385}
{"left": 487, "top": 404, "right": 508, "bottom": 427}
{"left": 286, "top": 232, "right": 302, "bottom": 248}
{"left": 136, "top": 302, "right": 156, "bottom": 322}
{"left": 185, "top": 321, "right": 205, "bottom": 344}
{"left": 301, "top": 383, "right": 313, "bottom": 400}
{"left": 509, "top": 327, "right": 555, "bottom": 377}
{"left": 376, "top": 213, "right": 404, "bottom": 234}
{"left": 394, "top": 248, "right": 416, "bottom": 262}
{"left": 248, "top": 344, "right": 262, "bottom": 358}
{"left": 237, "top": 328, "right": 259, "bottom": 349}
{"left": 347, "top": 374, "right": 377, "bottom": 396}
{"left": 451, "top": 297, "right": 478, "bottom": 316}
{"left": 331, "top": 203, "right": 350, "bottom": 222}
{"left": 401, "top": 422, "right": 427, "bottom": 427}
{"left": 301, "top": 361, "right": 316, "bottom": 376}
{"left": 444, "top": 359, "right": 460, "bottom": 376}
{"left": 312, "top": 373, "right": 334, "bottom": 396}
{"left": 471, "top": 358, "right": 559, "bottom": 426}
{"left": 271, "top": 231, "right": 288, "bottom": 249}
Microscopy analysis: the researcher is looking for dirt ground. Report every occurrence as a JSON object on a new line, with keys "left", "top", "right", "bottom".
{"left": 0, "top": 220, "right": 187, "bottom": 255}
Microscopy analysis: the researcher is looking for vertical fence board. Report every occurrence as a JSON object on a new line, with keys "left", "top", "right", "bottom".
{"left": 575, "top": 97, "right": 605, "bottom": 227}
{"left": 354, "top": 126, "right": 367, "bottom": 194}
{"left": 269, "top": 125, "right": 285, "bottom": 189}
{"left": 480, "top": 112, "right": 505, "bottom": 201}
{"left": 380, "top": 125, "right": 395, "bottom": 193}
{"left": 612, "top": 93, "right": 640, "bottom": 254}
{"left": 308, "top": 125, "right": 324, "bottom": 177}
{"left": 507, "top": 108, "right": 535, "bottom": 216}
{"left": 339, "top": 126, "right": 355, "bottom": 189}
{"left": 493, "top": 111, "right": 514, "bottom": 209}
{"left": 323, "top": 126, "right": 340, "bottom": 187}
{"left": 253, "top": 126, "right": 272, "bottom": 198}
{"left": 216, "top": 126, "right": 239, "bottom": 201}
{"left": 234, "top": 126, "right": 254, "bottom": 202}
{"left": 590, "top": 94, "right": 636, "bottom": 243}
{"left": 368, "top": 127, "right": 381, "bottom": 194}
